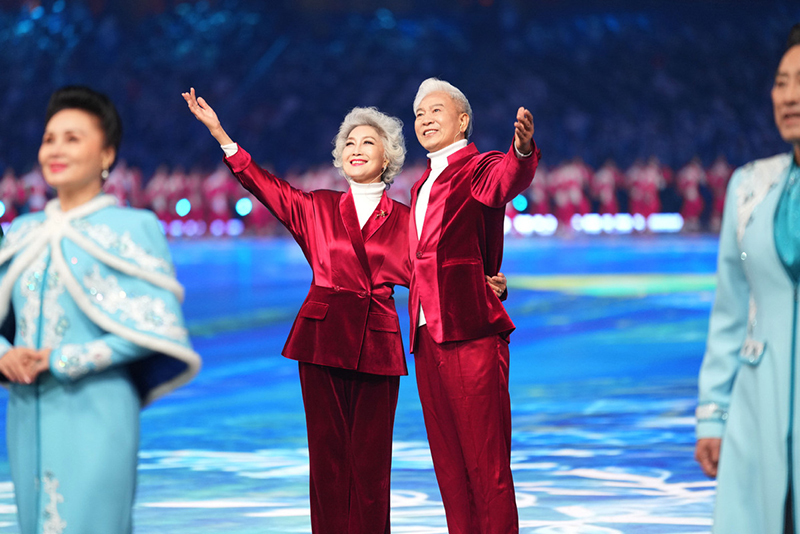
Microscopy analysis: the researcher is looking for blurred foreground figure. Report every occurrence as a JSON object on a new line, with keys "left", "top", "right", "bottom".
{"left": 696, "top": 24, "right": 800, "bottom": 534}
{"left": 0, "top": 86, "right": 200, "bottom": 534}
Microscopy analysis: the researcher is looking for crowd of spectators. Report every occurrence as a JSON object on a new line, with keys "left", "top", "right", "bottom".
{"left": 0, "top": 154, "right": 733, "bottom": 235}
{"left": 0, "top": 0, "right": 798, "bottom": 234}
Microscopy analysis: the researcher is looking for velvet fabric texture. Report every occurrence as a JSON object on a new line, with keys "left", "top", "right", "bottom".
{"left": 408, "top": 140, "right": 537, "bottom": 533}
{"left": 224, "top": 146, "right": 411, "bottom": 532}
{"left": 225, "top": 147, "right": 410, "bottom": 376}
{"left": 299, "top": 362, "right": 398, "bottom": 534}
{"left": 415, "top": 326, "right": 517, "bottom": 534}
{"left": 408, "top": 141, "right": 540, "bottom": 348}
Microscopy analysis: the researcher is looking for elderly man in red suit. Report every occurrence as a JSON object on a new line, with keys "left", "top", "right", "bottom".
{"left": 409, "top": 78, "right": 540, "bottom": 534}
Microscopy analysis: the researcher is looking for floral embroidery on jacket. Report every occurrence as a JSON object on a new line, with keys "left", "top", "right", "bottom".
{"left": 42, "top": 266, "right": 68, "bottom": 350}
{"left": 1, "top": 219, "right": 43, "bottom": 250}
{"left": 696, "top": 402, "right": 728, "bottom": 422}
{"left": 72, "top": 219, "right": 174, "bottom": 275}
{"left": 56, "top": 340, "right": 113, "bottom": 379}
{"left": 83, "top": 265, "right": 187, "bottom": 340}
{"left": 18, "top": 251, "right": 68, "bottom": 349}
{"left": 42, "top": 471, "right": 66, "bottom": 534}
{"left": 736, "top": 154, "right": 790, "bottom": 244}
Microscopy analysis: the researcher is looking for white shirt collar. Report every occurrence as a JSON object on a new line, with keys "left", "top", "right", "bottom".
{"left": 428, "top": 139, "right": 468, "bottom": 171}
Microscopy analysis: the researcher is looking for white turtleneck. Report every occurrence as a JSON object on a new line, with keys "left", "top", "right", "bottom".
{"left": 414, "top": 139, "right": 467, "bottom": 326}
{"left": 413, "top": 139, "right": 531, "bottom": 327}
{"left": 414, "top": 139, "right": 468, "bottom": 239}
{"left": 221, "top": 142, "right": 384, "bottom": 229}
{"left": 347, "top": 178, "right": 386, "bottom": 228}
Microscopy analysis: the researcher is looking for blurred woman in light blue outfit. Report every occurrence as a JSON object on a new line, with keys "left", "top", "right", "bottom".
{"left": 696, "top": 24, "right": 800, "bottom": 534}
{"left": 0, "top": 86, "right": 201, "bottom": 534}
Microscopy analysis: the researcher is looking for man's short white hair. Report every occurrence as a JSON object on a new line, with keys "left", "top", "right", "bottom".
{"left": 332, "top": 107, "right": 406, "bottom": 187}
{"left": 413, "top": 77, "right": 474, "bottom": 139}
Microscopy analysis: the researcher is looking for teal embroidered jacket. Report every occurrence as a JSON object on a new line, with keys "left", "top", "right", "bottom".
{"left": 0, "top": 194, "right": 200, "bottom": 534}
{"left": 697, "top": 153, "right": 798, "bottom": 533}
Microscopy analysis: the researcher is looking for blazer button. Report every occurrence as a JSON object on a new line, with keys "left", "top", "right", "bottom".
{"left": 416, "top": 251, "right": 423, "bottom": 259}
{"left": 358, "top": 291, "right": 368, "bottom": 298}
{"left": 334, "top": 285, "right": 341, "bottom": 292}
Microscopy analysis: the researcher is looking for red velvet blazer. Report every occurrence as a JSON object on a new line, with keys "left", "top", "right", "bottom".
{"left": 225, "top": 147, "right": 411, "bottom": 376}
{"left": 408, "top": 141, "right": 540, "bottom": 349}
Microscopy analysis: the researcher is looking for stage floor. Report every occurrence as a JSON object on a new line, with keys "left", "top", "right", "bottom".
{"left": 0, "top": 235, "right": 720, "bottom": 533}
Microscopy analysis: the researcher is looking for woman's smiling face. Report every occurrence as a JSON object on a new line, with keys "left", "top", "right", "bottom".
{"left": 38, "top": 108, "right": 114, "bottom": 194}
{"left": 342, "top": 125, "right": 387, "bottom": 184}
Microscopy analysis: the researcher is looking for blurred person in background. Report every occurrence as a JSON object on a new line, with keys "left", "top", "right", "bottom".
{"left": 183, "top": 87, "right": 509, "bottom": 534}
{"left": 696, "top": 23, "right": 800, "bottom": 533}
{"left": 676, "top": 157, "right": 707, "bottom": 231}
{"left": 0, "top": 86, "right": 201, "bottom": 534}
{"left": 707, "top": 155, "right": 734, "bottom": 232}
{"left": 0, "top": 168, "right": 25, "bottom": 224}
{"left": 591, "top": 159, "right": 621, "bottom": 215}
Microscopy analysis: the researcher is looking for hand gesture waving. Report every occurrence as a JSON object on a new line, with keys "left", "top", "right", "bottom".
{"left": 514, "top": 107, "right": 535, "bottom": 155}
{"left": 181, "top": 87, "right": 234, "bottom": 146}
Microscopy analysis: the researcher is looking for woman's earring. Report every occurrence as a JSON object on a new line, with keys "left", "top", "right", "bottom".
{"left": 101, "top": 169, "right": 109, "bottom": 180}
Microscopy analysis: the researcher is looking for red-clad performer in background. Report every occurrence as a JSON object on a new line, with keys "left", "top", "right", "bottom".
{"left": 408, "top": 78, "right": 540, "bottom": 534}
{"left": 182, "top": 88, "right": 507, "bottom": 533}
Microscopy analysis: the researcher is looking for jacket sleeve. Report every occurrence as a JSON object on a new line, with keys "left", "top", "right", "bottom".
{"left": 696, "top": 169, "right": 749, "bottom": 439}
{"left": 224, "top": 146, "right": 314, "bottom": 247}
{"left": 48, "top": 334, "right": 151, "bottom": 383}
{"left": 470, "top": 139, "right": 541, "bottom": 208}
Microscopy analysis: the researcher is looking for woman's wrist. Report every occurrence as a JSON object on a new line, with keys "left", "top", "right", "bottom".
{"left": 210, "top": 126, "right": 233, "bottom": 146}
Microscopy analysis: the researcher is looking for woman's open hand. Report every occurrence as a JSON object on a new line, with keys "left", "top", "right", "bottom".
{"left": 181, "top": 87, "right": 234, "bottom": 146}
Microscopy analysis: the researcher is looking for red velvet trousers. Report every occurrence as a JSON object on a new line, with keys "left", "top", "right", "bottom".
{"left": 414, "top": 326, "right": 518, "bottom": 534}
{"left": 298, "top": 362, "right": 399, "bottom": 534}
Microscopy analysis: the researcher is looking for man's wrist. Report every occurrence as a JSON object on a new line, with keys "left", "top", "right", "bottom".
{"left": 515, "top": 142, "right": 533, "bottom": 158}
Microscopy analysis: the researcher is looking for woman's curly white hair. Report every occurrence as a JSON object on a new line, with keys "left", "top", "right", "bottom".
{"left": 332, "top": 107, "right": 406, "bottom": 187}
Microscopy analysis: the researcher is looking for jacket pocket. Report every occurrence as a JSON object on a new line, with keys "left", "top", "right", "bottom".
{"left": 298, "top": 301, "right": 329, "bottom": 320}
{"left": 738, "top": 338, "right": 766, "bottom": 365}
{"left": 442, "top": 257, "right": 481, "bottom": 267}
{"left": 368, "top": 312, "right": 399, "bottom": 333}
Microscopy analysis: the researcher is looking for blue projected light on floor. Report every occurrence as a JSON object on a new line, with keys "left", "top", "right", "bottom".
{"left": 0, "top": 235, "right": 719, "bottom": 533}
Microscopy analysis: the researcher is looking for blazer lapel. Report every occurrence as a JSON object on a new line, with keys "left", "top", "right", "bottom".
{"left": 362, "top": 191, "right": 394, "bottom": 242}
{"left": 339, "top": 190, "right": 373, "bottom": 280}
{"left": 409, "top": 167, "right": 431, "bottom": 254}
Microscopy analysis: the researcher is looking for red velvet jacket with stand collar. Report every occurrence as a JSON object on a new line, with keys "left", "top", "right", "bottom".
{"left": 408, "top": 140, "right": 540, "bottom": 350}
{"left": 225, "top": 147, "right": 410, "bottom": 376}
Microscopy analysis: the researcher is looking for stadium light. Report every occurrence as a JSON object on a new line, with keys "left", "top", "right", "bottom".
{"left": 175, "top": 198, "right": 192, "bottom": 217}
{"left": 235, "top": 197, "right": 253, "bottom": 217}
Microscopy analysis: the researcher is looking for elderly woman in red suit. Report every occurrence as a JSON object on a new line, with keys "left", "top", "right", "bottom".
{"left": 183, "top": 89, "right": 505, "bottom": 533}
